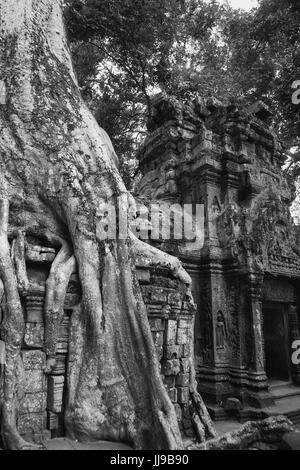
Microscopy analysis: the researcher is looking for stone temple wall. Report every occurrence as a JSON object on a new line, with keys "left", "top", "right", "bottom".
{"left": 135, "top": 254, "right": 195, "bottom": 438}
{"left": 17, "top": 245, "right": 73, "bottom": 441}
{"left": 14, "top": 242, "right": 196, "bottom": 443}
{"left": 135, "top": 92, "right": 300, "bottom": 418}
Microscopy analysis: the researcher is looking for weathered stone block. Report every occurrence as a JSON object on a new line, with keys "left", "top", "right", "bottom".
{"left": 56, "top": 341, "right": 68, "bottom": 355}
{"left": 47, "top": 375, "right": 65, "bottom": 413}
{"left": 26, "top": 309, "right": 44, "bottom": 324}
{"left": 180, "top": 301, "right": 191, "bottom": 313}
{"left": 165, "top": 320, "right": 177, "bottom": 344}
{"left": 59, "top": 316, "right": 70, "bottom": 338}
{"left": 176, "top": 327, "right": 189, "bottom": 345}
{"left": 56, "top": 316, "right": 70, "bottom": 354}
{"left": 26, "top": 296, "right": 44, "bottom": 323}
{"left": 26, "top": 245, "right": 56, "bottom": 263}
{"left": 24, "top": 369, "right": 45, "bottom": 394}
{"left": 17, "top": 412, "right": 47, "bottom": 435}
{"left": 177, "top": 386, "right": 189, "bottom": 404}
{"left": 152, "top": 331, "right": 164, "bottom": 348}
{"left": 51, "top": 354, "right": 67, "bottom": 376}
{"left": 140, "top": 285, "right": 151, "bottom": 300}
{"left": 163, "top": 344, "right": 182, "bottom": 359}
{"left": 47, "top": 411, "right": 59, "bottom": 430}
{"left": 161, "top": 359, "right": 180, "bottom": 376}
{"left": 178, "top": 319, "right": 191, "bottom": 329}
{"left": 22, "top": 350, "right": 46, "bottom": 370}
{"left": 149, "top": 318, "right": 164, "bottom": 332}
{"left": 223, "top": 397, "right": 243, "bottom": 412}
{"left": 175, "top": 373, "right": 189, "bottom": 387}
{"left": 27, "top": 282, "right": 45, "bottom": 297}
{"left": 161, "top": 305, "right": 171, "bottom": 316}
{"left": 163, "top": 373, "right": 175, "bottom": 386}
{"left": 20, "top": 392, "right": 46, "bottom": 414}
{"left": 146, "top": 304, "right": 163, "bottom": 315}
{"left": 180, "top": 358, "right": 190, "bottom": 374}
{"left": 152, "top": 276, "right": 179, "bottom": 289}
{"left": 24, "top": 323, "right": 44, "bottom": 348}
{"left": 150, "top": 288, "right": 167, "bottom": 304}
{"left": 170, "top": 308, "right": 182, "bottom": 316}
{"left": 182, "top": 343, "right": 191, "bottom": 358}
{"left": 136, "top": 268, "right": 150, "bottom": 284}
{"left": 167, "top": 291, "right": 182, "bottom": 308}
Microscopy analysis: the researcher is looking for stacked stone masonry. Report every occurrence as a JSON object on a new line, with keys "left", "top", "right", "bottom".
{"left": 135, "top": 93, "right": 300, "bottom": 420}
{"left": 136, "top": 265, "right": 195, "bottom": 432}
{"left": 14, "top": 243, "right": 195, "bottom": 442}
{"left": 7, "top": 92, "right": 300, "bottom": 440}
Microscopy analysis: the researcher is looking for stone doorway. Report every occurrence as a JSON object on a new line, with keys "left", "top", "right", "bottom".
{"left": 263, "top": 304, "right": 290, "bottom": 382}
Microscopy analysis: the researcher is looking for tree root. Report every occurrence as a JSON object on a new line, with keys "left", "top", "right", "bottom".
{"left": 11, "top": 230, "right": 29, "bottom": 298}
{"left": 130, "top": 233, "right": 191, "bottom": 286}
{"left": 0, "top": 206, "right": 76, "bottom": 448}
{"left": 0, "top": 0, "right": 220, "bottom": 449}
{"left": 0, "top": 199, "right": 36, "bottom": 449}
{"left": 44, "top": 241, "right": 76, "bottom": 374}
{"left": 131, "top": 233, "right": 217, "bottom": 443}
{"left": 187, "top": 416, "right": 295, "bottom": 450}
{"left": 63, "top": 227, "right": 183, "bottom": 449}
{"left": 188, "top": 316, "right": 217, "bottom": 442}
{"left": 189, "top": 388, "right": 217, "bottom": 442}
{"left": 0, "top": 200, "right": 215, "bottom": 449}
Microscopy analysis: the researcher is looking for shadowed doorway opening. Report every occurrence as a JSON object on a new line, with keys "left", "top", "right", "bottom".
{"left": 263, "top": 305, "right": 290, "bottom": 382}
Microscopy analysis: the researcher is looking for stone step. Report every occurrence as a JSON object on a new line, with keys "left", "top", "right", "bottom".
{"left": 43, "top": 437, "right": 132, "bottom": 451}
{"left": 208, "top": 392, "right": 300, "bottom": 427}
{"left": 270, "top": 383, "right": 300, "bottom": 400}
{"left": 262, "top": 394, "right": 300, "bottom": 427}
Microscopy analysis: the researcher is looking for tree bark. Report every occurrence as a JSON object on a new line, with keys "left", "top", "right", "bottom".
{"left": 0, "top": 0, "right": 214, "bottom": 449}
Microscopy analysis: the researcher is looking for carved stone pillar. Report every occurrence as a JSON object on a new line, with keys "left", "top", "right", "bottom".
{"left": 246, "top": 273, "right": 274, "bottom": 408}
{"left": 24, "top": 293, "right": 45, "bottom": 348}
{"left": 193, "top": 158, "right": 233, "bottom": 406}
{"left": 196, "top": 263, "right": 232, "bottom": 408}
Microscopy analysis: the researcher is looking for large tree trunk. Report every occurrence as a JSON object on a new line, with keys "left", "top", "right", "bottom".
{"left": 0, "top": 0, "right": 215, "bottom": 449}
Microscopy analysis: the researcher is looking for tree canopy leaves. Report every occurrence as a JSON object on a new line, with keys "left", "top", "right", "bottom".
{"left": 65, "top": 0, "right": 300, "bottom": 191}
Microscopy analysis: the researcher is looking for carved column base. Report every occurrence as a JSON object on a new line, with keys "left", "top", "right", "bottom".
{"left": 197, "top": 365, "right": 232, "bottom": 404}
{"left": 229, "top": 366, "right": 249, "bottom": 389}
{"left": 229, "top": 367, "right": 273, "bottom": 408}
{"left": 198, "top": 366, "right": 275, "bottom": 413}
{"left": 246, "top": 371, "right": 274, "bottom": 408}
{"left": 247, "top": 370, "right": 269, "bottom": 390}
{"left": 246, "top": 391, "right": 275, "bottom": 409}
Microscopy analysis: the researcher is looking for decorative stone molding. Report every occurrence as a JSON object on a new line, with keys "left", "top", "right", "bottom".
{"left": 136, "top": 92, "right": 300, "bottom": 414}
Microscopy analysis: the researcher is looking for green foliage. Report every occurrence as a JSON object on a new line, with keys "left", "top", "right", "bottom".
{"left": 224, "top": 0, "right": 300, "bottom": 146}
{"left": 65, "top": 0, "right": 300, "bottom": 189}
{"left": 65, "top": 0, "right": 227, "bottom": 186}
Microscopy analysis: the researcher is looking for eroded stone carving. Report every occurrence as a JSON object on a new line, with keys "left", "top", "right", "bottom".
{"left": 136, "top": 92, "right": 300, "bottom": 418}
